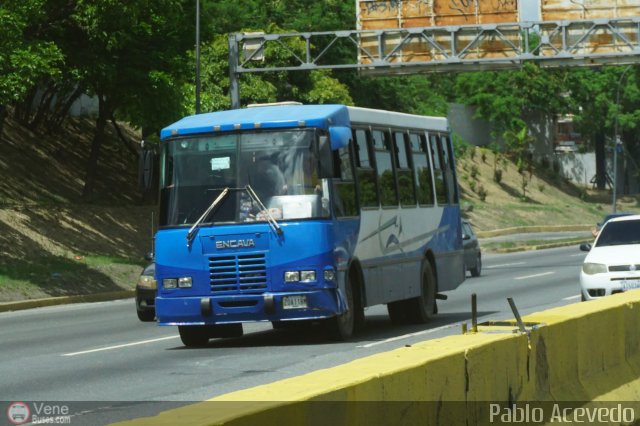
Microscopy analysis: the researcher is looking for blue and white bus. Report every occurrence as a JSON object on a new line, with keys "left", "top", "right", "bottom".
{"left": 153, "top": 103, "right": 465, "bottom": 346}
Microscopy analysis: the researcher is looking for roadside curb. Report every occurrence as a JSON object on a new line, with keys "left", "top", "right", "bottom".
{"left": 475, "top": 224, "right": 591, "bottom": 239}
{"left": 0, "top": 290, "right": 134, "bottom": 313}
{"left": 488, "top": 237, "right": 593, "bottom": 253}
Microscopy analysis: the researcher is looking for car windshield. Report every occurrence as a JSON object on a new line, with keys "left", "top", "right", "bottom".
{"left": 595, "top": 220, "right": 640, "bottom": 247}
{"left": 158, "top": 129, "right": 330, "bottom": 227}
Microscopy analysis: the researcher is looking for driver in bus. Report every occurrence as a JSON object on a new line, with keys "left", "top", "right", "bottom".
{"left": 250, "top": 156, "right": 286, "bottom": 201}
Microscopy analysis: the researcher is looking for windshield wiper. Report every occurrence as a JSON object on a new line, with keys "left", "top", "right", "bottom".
{"left": 186, "top": 187, "right": 230, "bottom": 246}
{"left": 245, "top": 185, "right": 283, "bottom": 235}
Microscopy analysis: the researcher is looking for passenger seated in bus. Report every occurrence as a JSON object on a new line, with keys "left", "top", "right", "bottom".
{"left": 283, "top": 155, "right": 321, "bottom": 196}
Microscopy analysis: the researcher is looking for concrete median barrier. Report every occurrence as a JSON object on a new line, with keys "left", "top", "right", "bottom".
{"left": 114, "top": 291, "right": 640, "bottom": 426}
{"left": 0, "top": 290, "right": 134, "bottom": 312}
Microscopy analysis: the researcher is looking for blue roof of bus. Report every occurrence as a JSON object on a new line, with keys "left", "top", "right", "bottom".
{"left": 160, "top": 104, "right": 350, "bottom": 139}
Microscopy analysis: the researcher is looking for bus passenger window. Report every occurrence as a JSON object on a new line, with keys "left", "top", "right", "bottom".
{"left": 410, "top": 133, "right": 434, "bottom": 206}
{"left": 353, "top": 129, "right": 378, "bottom": 208}
{"left": 334, "top": 145, "right": 358, "bottom": 217}
{"left": 429, "top": 134, "right": 447, "bottom": 205}
{"left": 441, "top": 135, "right": 459, "bottom": 204}
{"left": 393, "top": 132, "right": 416, "bottom": 206}
{"left": 373, "top": 129, "right": 397, "bottom": 207}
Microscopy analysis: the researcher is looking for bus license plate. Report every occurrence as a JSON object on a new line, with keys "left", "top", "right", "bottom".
{"left": 622, "top": 279, "right": 640, "bottom": 290}
{"left": 282, "top": 295, "right": 307, "bottom": 310}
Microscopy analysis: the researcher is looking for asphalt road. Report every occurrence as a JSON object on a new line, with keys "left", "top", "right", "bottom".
{"left": 0, "top": 245, "right": 588, "bottom": 425}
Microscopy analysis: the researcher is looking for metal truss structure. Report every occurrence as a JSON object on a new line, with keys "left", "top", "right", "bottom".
{"left": 228, "top": 18, "right": 640, "bottom": 108}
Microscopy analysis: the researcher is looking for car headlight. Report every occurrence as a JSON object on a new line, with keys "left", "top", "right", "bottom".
{"left": 582, "top": 263, "right": 608, "bottom": 275}
{"left": 138, "top": 275, "right": 157, "bottom": 289}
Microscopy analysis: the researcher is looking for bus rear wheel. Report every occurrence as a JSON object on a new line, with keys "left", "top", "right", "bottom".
{"left": 387, "top": 300, "right": 411, "bottom": 324}
{"left": 406, "top": 260, "right": 437, "bottom": 323}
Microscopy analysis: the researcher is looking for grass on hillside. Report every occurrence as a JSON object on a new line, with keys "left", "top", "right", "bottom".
{"left": 455, "top": 146, "right": 640, "bottom": 232}
{"left": 0, "top": 112, "right": 154, "bottom": 302}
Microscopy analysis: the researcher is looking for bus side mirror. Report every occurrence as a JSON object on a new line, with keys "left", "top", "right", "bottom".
{"left": 138, "top": 147, "right": 156, "bottom": 191}
{"left": 318, "top": 135, "right": 334, "bottom": 179}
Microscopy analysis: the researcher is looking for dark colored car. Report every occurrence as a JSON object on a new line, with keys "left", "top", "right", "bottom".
{"left": 135, "top": 263, "right": 156, "bottom": 322}
{"left": 462, "top": 220, "right": 482, "bottom": 277}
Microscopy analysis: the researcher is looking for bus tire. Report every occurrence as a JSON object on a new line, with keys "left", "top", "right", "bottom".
{"left": 387, "top": 300, "right": 410, "bottom": 324}
{"left": 407, "top": 260, "right": 437, "bottom": 323}
{"left": 351, "top": 268, "right": 366, "bottom": 332}
{"left": 208, "top": 323, "right": 243, "bottom": 338}
{"left": 178, "top": 325, "right": 210, "bottom": 347}
{"left": 330, "top": 273, "right": 356, "bottom": 340}
{"left": 470, "top": 254, "right": 482, "bottom": 277}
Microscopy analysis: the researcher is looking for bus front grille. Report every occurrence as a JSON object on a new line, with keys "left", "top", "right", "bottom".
{"left": 209, "top": 253, "right": 267, "bottom": 293}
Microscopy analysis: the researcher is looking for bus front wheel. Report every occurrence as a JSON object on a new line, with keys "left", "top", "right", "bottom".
{"left": 329, "top": 273, "right": 358, "bottom": 340}
{"left": 178, "top": 325, "right": 210, "bottom": 347}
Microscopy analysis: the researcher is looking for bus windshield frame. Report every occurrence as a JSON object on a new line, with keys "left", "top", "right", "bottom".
{"left": 158, "top": 128, "right": 330, "bottom": 228}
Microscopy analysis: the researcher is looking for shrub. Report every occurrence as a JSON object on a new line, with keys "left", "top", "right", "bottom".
{"left": 477, "top": 184, "right": 488, "bottom": 201}
{"left": 538, "top": 183, "right": 546, "bottom": 193}
{"left": 453, "top": 135, "right": 471, "bottom": 159}
{"left": 478, "top": 147, "right": 490, "bottom": 163}
{"left": 470, "top": 164, "right": 479, "bottom": 179}
{"left": 494, "top": 168, "right": 503, "bottom": 183}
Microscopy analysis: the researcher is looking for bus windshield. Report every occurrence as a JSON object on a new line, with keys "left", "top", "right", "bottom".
{"left": 159, "top": 129, "right": 329, "bottom": 227}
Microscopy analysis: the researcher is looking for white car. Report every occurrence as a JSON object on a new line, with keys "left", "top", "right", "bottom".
{"left": 580, "top": 214, "right": 640, "bottom": 301}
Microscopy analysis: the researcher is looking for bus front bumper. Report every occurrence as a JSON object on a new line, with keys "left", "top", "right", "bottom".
{"left": 155, "top": 289, "right": 341, "bottom": 325}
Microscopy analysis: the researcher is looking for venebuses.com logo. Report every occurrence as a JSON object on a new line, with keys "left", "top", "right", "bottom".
{"left": 6, "top": 402, "right": 71, "bottom": 425}
{"left": 6, "top": 402, "right": 30, "bottom": 425}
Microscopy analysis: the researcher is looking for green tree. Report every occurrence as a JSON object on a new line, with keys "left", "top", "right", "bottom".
{"left": 453, "top": 62, "right": 569, "bottom": 136}
{"left": 0, "top": 1, "right": 63, "bottom": 135}
{"left": 185, "top": 27, "right": 353, "bottom": 114}
{"left": 65, "top": 0, "right": 192, "bottom": 197}
{"left": 565, "top": 66, "right": 640, "bottom": 190}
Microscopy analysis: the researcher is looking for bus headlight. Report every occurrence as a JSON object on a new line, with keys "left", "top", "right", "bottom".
{"left": 323, "top": 269, "right": 336, "bottom": 282}
{"left": 178, "top": 277, "right": 193, "bottom": 288}
{"left": 300, "top": 270, "right": 316, "bottom": 283}
{"left": 163, "top": 278, "right": 178, "bottom": 289}
{"left": 284, "top": 271, "right": 300, "bottom": 282}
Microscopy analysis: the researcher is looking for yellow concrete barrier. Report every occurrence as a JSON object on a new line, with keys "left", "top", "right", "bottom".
{"left": 114, "top": 291, "right": 640, "bottom": 426}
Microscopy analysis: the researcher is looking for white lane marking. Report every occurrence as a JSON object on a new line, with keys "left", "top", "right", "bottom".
{"left": 563, "top": 295, "right": 581, "bottom": 301}
{"left": 357, "top": 323, "right": 462, "bottom": 348}
{"left": 571, "top": 253, "right": 587, "bottom": 257}
{"left": 485, "top": 262, "right": 526, "bottom": 269}
{"left": 63, "top": 336, "right": 179, "bottom": 356}
{"left": 514, "top": 271, "right": 555, "bottom": 280}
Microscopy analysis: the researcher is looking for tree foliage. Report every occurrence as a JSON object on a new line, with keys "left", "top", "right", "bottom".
{"left": 3, "top": 0, "right": 640, "bottom": 199}
{"left": 452, "top": 62, "right": 569, "bottom": 136}
{"left": 0, "top": 0, "right": 64, "bottom": 134}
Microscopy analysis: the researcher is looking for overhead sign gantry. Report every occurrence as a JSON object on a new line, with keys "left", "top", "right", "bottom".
{"left": 228, "top": 0, "right": 640, "bottom": 108}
